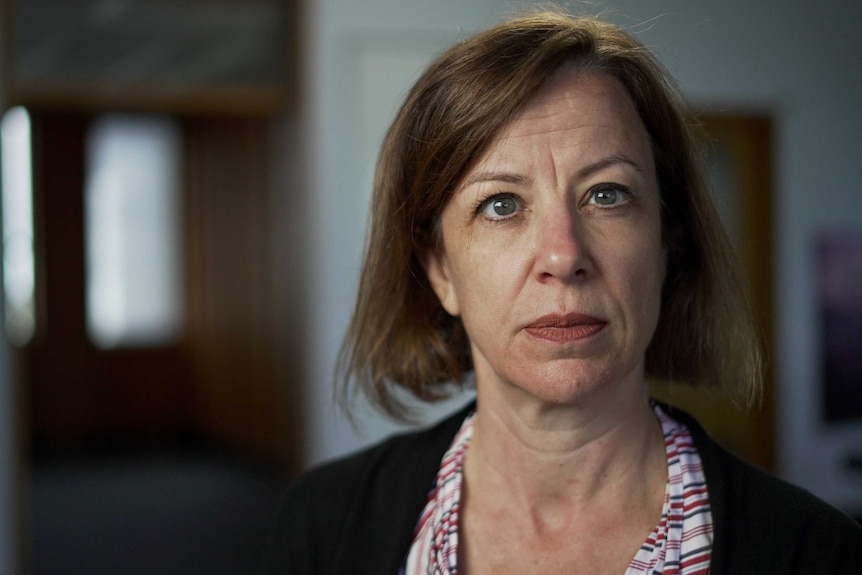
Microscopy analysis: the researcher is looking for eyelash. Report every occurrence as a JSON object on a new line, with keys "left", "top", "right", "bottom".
{"left": 473, "top": 183, "right": 632, "bottom": 221}
{"left": 473, "top": 192, "right": 523, "bottom": 221}
{"left": 585, "top": 183, "right": 632, "bottom": 208}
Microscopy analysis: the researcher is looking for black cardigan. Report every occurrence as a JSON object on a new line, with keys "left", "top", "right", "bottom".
{"left": 262, "top": 403, "right": 862, "bottom": 574}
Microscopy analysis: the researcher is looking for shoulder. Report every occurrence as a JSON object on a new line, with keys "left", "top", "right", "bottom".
{"left": 261, "top": 402, "right": 474, "bottom": 574}
{"left": 286, "top": 400, "right": 473, "bottom": 518}
{"left": 666, "top": 406, "right": 862, "bottom": 575}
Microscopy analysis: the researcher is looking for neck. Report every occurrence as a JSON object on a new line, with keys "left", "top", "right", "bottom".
{"left": 464, "top": 378, "right": 666, "bottom": 528}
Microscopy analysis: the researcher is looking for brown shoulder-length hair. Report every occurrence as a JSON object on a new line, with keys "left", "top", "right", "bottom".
{"left": 337, "top": 11, "right": 762, "bottom": 419}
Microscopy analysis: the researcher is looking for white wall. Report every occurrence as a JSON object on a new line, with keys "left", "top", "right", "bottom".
{"left": 298, "top": 0, "right": 862, "bottom": 514}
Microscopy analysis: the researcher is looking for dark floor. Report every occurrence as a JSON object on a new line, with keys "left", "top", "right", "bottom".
{"left": 30, "top": 444, "right": 286, "bottom": 575}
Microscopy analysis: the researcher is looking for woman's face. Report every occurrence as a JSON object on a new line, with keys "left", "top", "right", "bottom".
{"left": 426, "top": 69, "right": 666, "bottom": 408}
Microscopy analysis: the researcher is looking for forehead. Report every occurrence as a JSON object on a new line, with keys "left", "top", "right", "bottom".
{"left": 471, "top": 68, "right": 652, "bottom": 171}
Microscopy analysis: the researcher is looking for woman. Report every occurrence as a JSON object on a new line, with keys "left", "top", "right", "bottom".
{"left": 263, "top": 12, "right": 862, "bottom": 574}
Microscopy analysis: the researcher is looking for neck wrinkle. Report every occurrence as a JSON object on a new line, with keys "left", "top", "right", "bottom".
{"left": 465, "top": 390, "right": 666, "bottom": 522}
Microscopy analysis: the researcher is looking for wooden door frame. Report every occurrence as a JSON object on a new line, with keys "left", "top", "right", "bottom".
{"left": 650, "top": 113, "right": 775, "bottom": 470}
{"left": 0, "top": 1, "right": 302, "bottom": 572}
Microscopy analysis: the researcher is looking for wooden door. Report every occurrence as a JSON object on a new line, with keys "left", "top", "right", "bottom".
{"left": 25, "top": 109, "right": 196, "bottom": 449}
{"left": 651, "top": 114, "right": 775, "bottom": 470}
{"left": 19, "top": 109, "right": 297, "bottom": 469}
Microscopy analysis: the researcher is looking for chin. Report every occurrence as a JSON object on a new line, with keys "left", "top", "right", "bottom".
{"left": 488, "top": 357, "right": 643, "bottom": 408}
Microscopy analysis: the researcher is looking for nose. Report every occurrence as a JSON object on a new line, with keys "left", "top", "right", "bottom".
{"left": 533, "top": 205, "right": 592, "bottom": 282}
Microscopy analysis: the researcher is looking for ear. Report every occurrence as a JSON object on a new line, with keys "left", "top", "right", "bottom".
{"left": 424, "top": 251, "right": 460, "bottom": 317}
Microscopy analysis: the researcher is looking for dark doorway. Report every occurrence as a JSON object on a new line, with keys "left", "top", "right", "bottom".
{"left": 7, "top": 107, "right": 300, "bottom": 575}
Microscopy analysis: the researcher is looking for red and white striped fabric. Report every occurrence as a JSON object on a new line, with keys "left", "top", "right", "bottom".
{"left": 403, "top": 412, "right": 475, "bottom": 575}
{"left": 403, "top": 405, "right": 713, "bottom": 575}
{"left": 629, "top": 406, "right": 714, "bottom": 575}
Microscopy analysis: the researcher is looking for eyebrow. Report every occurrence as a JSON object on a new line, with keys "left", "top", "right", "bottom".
{"left": 577, "top": 154, "right": 644, "bottom": 179}
{"left": 462, "top": 171, "right": 531, "bottom": 187}
{"left": 461, "top": 154, "right": 644, "bottom": 189}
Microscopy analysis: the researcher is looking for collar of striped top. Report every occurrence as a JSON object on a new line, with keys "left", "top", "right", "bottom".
{"left": 402, "top": 404, "right": 714, "bottom": 575}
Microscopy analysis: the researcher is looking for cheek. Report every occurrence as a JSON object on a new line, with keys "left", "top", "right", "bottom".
{"left": 630, "top": 238, "right": 666, "bottom": 331}
{"left": 468, "top": 237, "right": 528, "bottom": 297}
{"left": 445, "top": 239, "right": 526, "bottom": 342}
{"left": 448, "top": 251, "right": 500, "bottom": 313}
{"left": 603, "top": 223, "right": 664, "bottom": 319}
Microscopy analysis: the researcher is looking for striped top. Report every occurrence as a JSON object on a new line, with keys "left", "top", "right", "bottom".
{"left": 402, "top": 404, "right": 713, "bottom": 575}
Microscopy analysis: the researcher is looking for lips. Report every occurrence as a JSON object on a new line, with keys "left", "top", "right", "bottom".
{"left": 523, "top": 313, "right": 607, "bottom": 343}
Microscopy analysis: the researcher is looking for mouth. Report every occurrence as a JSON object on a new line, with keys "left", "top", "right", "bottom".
{"left": 523, "top": 313, "right": 607, "bottom": 343}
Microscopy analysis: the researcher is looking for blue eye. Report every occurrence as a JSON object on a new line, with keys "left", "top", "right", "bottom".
{"left": 479, "top": 194, "right": 521, "bottom": 219}
{"left": 589, "top": 185, "right": 629, "bottom": 207}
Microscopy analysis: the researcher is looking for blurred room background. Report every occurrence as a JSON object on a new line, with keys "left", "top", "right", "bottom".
{"left": 0, "top": 0, "right": 859, "bottom": 573}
